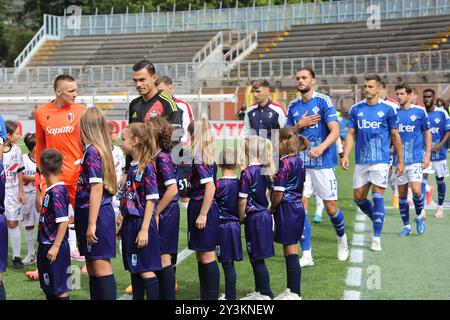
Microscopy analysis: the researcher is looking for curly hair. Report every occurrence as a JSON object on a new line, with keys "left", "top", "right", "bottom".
{"left": 149, "top": 117, "right": 174, "bottom": 153}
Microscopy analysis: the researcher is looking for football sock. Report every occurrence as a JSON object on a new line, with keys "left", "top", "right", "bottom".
{"left": 25, "top": 228, "right": 35, "bottom": 256}
{"left": 131, "top": 273, "right": 145, "bottom": 300}
{"left": 0, "top": 281, "right": 5, "bottom": 300}
{"left": 399, "top": 197, "right": 410, "bottom": 226}
{"left": 203, "top": 260, "right": 220, "bottom": 300}
{"left": 355, "top": 199, "right": 373, "bottom": 220}
{"left": 300, "top": 211, "right": 311, "bottom": 251}
{"left": 142, "top": 276, "right": 159, "bottom": 300}
{"left": 330, "top": 208, "right": 345, "bottom": 237}
{"left": 45, "top": 293, "right": 57, "bottom": 300}
{"left": 221, "top": 262, "right": 237, "bottom": 300}
{"left": 68, "top": 228, "right": 77, "bottom": 253}
{"left": 413, "top": 194, "right": 425, "bottom": 216}
{"left": 285, "top": 254, "right": 301, "bottom": 296}
{"left": 437, "top": 177, "right": 446, "bottom": 206}
{"left": 315, "top": 196, "right": 324, "bottom": 217}
{"left": 157, "top": 265, "right": 175, "bottom": 300}
{"left": 96, "top": 274, "right": 117, "bottom": 300}
{"left": 88, "top": 276, "right": 98, "bottom": 300}
{"left": 171, "top": 254, "right": 178, "bottom": 275}
{"left": 9, "top": 226, "right": 21, "bottom": 259}
{"left": 251, "top": 259, "right": 273, "bottom": 298}
{"left": 372, "top": 193, "right": 385, "bottom": 237}
{"left": 197, "top": 261, "right": 207, "bottom": 300}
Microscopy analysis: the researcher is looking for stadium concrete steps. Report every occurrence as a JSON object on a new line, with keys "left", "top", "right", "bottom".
{"left": 26, "top": 40, "right": 61, "bottom": 67}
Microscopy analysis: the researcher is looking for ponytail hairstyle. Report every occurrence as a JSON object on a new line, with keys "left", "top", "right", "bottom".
{"left": 279, "top": 127, "right": 309, "bottom": 156}
{"left": 149, "top": 116, "right": 174, "bottom": 153}
{"left": 24, "top": 132, "right": 37, "bottom": 152}
{"left": 79, "top": 107, "right": 118, "bottom": 195}
{"left": 238, "top": 135, "right": 275, "bottom": 177}
{"left": 124, "top": 121, "right": 157, "bottom": 171}
{"left": 187, "top": 119, "right": 215, "bottom": 165}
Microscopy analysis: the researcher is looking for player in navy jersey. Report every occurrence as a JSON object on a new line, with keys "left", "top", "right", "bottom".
{"left": 286, "top": 67, "right": 348, "bottom": 267}
{"left": 37, "top": 149, "right": 71, "bottom": 300}
{"left": 270, "top": 127, "right": 308, "bottom": 300}
{"left": 75, "top": 107, "right": 118, "bottom": 300}
{"left": 215, "top": 148, "right": 243, "bottom": 300}
{"left": 422, "top": 88, "right": 450, "bottom": 219}
{"left": 243, "top": 80, "right": 287, "bottom": 141}
{"left": 186, "top": 119, "right": 220, "bottom": 300}
{"left": 239, "top": 136, "right": 275, "bottom": 300}
{"left": 342, "top": 75, "right": 404, "bottom": 251}
{"left": 150, "top": 117, "right": 179, "bottom": 300}
{"left": 0, "top": 118, "right": 7, "bottom": 300}
{"left": 117, "top": 122, "right": 161, "bottom": 300}
{"left": 393, "top": 83, "right": 431, "bottom": 236}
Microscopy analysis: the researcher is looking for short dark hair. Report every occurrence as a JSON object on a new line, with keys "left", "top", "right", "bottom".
{"left": 218, "top": 148, "right": 237, "bottom": 170}
{"left": 251, "top": 80, "right": 270, "bottom": 90}
{"left": 296, "top": 67, "right": 316, "bottom": 79}
{"left": 155, "top": 75, "right": 173, "bottom": 87}
{"left": 40, "top": 148, "right": 64, "bottom": 175}
{"left": 423, "top": 88, "right": 436, "bottom": 96}
{"left": 53, "top": 74, "right": 76, "bottom": 91}
{"left": 133, "top": 59, "right": 156, "bottom": 75}
{"left": 364, "top": 74, "right": 383, "bottom": 84}
{"left": 5, "top": 120, "right": 18, "bottom": 135}
{"left": 394, "top": 82, "right": 412, "bottom": 94}
{"left": 24, "top": 133, "right": 36, "bottom": 152}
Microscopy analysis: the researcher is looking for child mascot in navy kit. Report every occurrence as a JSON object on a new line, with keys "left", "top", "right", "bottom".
{"left": 215, "top": 148, "right": 243, "bottom": 300}
{"left": 75, "top": 107, "right": 118, "bottom": 300}
{"left": 186, "top": 119, "right": 221, "bottom": 300}
{"left": 270, "top": 127, "right": 309, "bottom": 300}
{"left": 37, "top": 148, "right": 71, "bottom": 300}
{"left": 238, "top": 135, "right": 276, "bottom": 300}
{"left": 150, "top": 117, "right": 179, "bottom": 300}
{"left": 117, "top": 121, "right": 161, "bottom": 300}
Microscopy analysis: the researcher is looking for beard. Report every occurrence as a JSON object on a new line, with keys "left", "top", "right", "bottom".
{"left": 425, "top": 102, "right": 433, "bottom": 108}
{"left": 298, "top": 86, "right": 311, "bottom": 94}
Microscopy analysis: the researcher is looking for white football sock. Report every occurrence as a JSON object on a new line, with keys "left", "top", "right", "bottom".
{"left": 25, "top": 228, "right": 35, "bottom": 256}
{"left": 68, "top": 228, "right": 78, "bottom": 253}
{"left": 9, "top": 226, "right": 21, "bottom": 258}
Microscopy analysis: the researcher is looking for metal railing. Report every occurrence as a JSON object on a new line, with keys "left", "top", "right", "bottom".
{"left": 224, "top": 30, "right": 258, "bottom": 71}
{"left": 14, "top": 15, "right": 61, "bottom": 68}
{"left": 58, "top": 0, "right": 450, "bottom": 36}
{"left": 193, "top": 31, "right": 224, "bottom": 63}
{"left": 2, "top": 50, "right": 449, "bottom": 88}
{"left": 227, "top": 50, "right": 450, "bottom": 80}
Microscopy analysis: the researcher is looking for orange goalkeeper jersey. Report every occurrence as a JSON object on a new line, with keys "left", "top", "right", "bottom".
{"left": 35, "top": 101, "right": 86, "bottom": 205}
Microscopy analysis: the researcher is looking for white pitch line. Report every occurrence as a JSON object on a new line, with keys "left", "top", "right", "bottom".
{"left": 345, "top": 267, "right": 362, "bottom": 287}
{"left": 350, "top": 248, "right": 364, "bottom": 264}
{"left": 354, "top": 222, "right": 366, "bottom": 233}
{"left": 118, "top": 248, "right": 194, "bottom": 300}
{"left": 356, "top": 214, "right": 367, "bottom": 222}
{"left": 352, "top": 234, "right": 365, "bottom": 247}
{"left": 343, "top": 290, "right": 361, "bottom": 300}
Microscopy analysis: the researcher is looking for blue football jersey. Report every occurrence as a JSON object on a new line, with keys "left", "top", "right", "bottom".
{"left": 394, "top": 105, "right": 429, "bottom": 165}
{"left": 155, "top": 150, "right": 179, "bottom": 202}
{"left": 215, "top": 177, "right": 239, "bottom": 222}
{"left": 286, "top": 92, "right": 338, "bottom": 169}
{"left": 273, "top": 154, "right": 305, "bottom": 202}
{"left": 348, "top": 100, "right": 399, "bottom": 164}
{"left": 428, "top": 107, "right": 450, "bottom": 161}
{"left": 187, "top": 154, "right": 218, "bottom": 201}
{"left": 239, "top": 164, "right": 272, "bottom": 215}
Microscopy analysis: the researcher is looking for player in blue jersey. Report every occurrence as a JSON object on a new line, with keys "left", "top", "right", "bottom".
{"left": 37, "top": 149, "right": 71, "bottom": 300}
{"left": 392, "top": 83, "right": 431, "bottom": 236}
{"left": 150, "top": 117, "right": 179, "bottom": 300}
{"left": 270, "top": 127, "right": 308, "bottom": 300}
{"left": 239, "top": 136, "right": 275, "bottom": 300}
{"left": 75, "top": 107, "right": 118, "bottom": 300}
{"left": 422, "top": 88, "right": 450, "bottom": 219}
{"left": 118, "top": 122, "right": 161, "bottom": 300}
{"left": 286, "top": 67, "right": 348, "bottom": 266}
{"left": 215, "top": 148, "right": 243, "bottom": 300}
{"left": 342, "top": 75, "right": 404, "bottom": 251}
{"left": 187, "top": 119, "right": 221, "bottom": 300}
{"left": 0, "top": 116, "right": 7, "bottom": 300}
